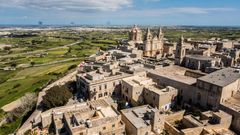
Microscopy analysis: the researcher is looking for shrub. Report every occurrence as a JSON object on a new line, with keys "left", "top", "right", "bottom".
{"left": 10, "top": 62, "right": 17, "bottom": 68}
{"left": 13, "top": 84, "right": 21, "bottom": 89}
{"left": 47, "top": 72, "right": 62, "bottom": 76}
{"left": 3, "top": 46, "right": 11, "bottom": 51}
{"left": 68, "top": 64, "right": 77, "bottom": 70}
{"left": 30, "top": 61, "right": 35, "bottom": 67}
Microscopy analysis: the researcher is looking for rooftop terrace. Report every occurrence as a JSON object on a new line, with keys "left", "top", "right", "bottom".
{"left": 222, "top": 91, "right": 240, "bottom": 112}
{"left": 123, "top": 75, "right": 154, "bottom": 87}
{"left": 150, "top": 65, "right": 198, "bottom": 85}
{"left": 198, "top": 67, "right": 240, "bottom": 87}
{"left": 121, "top": 105, "right": 154, "bottom": 128}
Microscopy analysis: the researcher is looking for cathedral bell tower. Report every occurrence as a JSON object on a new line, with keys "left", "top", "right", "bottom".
{"left": 144, "top": 28, "right": 153, "bottom": 57}
{"left": 129, "top": 25, "right": 143, "bottom": 43}
{"left": 175, "top": 35, "right": 186, "bottom": 65}
{"left": 157, "top": 27, "right": 164, "bottom": 56}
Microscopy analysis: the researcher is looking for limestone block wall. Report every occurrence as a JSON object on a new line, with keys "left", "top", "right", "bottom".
{"left": 164, "top": 121, "right": 181, "bottom": 135}
{"left": 220, "top": 104, "right": 240, "bottom": 134}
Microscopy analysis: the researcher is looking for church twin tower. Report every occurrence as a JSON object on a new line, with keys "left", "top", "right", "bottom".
{"left": 129, "top": 25, "right": 164, "bottom": 57}
{"left": 129, "top": 25, "right": 186, "bottom": 63}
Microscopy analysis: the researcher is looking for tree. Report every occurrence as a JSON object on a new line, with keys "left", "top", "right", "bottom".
{"left": 42, "top": 85, "right": 72, "bottom": 110}
{"left": 30, "top": 61, "right": 35, "bottom": 67}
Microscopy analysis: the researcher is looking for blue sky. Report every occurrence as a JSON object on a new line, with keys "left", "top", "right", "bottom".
{"left": 0, "top": 0, "right": 239, "bottom": 26}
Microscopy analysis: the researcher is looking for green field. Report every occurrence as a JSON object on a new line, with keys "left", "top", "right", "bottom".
{"left": 0, "top": 29, "right": 126, "bottom": 134}
{"left": 0, "top": 61, "right": 80, "bottom": 107}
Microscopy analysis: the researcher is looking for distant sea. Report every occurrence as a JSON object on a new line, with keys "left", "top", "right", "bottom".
{"left": 0, "top": 24, "right": 240, "bottom": 30}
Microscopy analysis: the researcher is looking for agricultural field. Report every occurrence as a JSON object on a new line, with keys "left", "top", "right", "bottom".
{"left": 0, "top": 29, "right": 126, "bottom": 134}
{"left": 0, "top": 30, "right": 126, "bottom": 107}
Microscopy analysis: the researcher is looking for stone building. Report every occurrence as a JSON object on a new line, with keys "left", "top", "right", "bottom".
{"left": 143, "top": 28, "right": 164, "bottom": 57}
{"left": 148, "top": 65, "right": 240, "bottom": 134}
{"left": 196, "top": 67, "right": 240, "bottom": 109}
{"left": 184, "top": 55, "right": 221, "bottom": 72}
{"left": 76, "top": 62, "right": 132, "bottom": 101}
{"left": 163, "top": 42, "right": 176, "bottom": 56}
{"left": 128, "top": 26, "right": 165, "bottom": 58}
{"left": 175, "top": 36, "right": 186, "bottom": 65}
{"left": 220, "top": 55, "right": 234, "bottom": 67}
{"left": 40, "top": 99, "right": 125, "bottom": 135}
{"left": 221, "top": 91, "right": 240, "bottom": 134}
{"left": 187, "top": 48, "right": 210, "bottom": 57}
{"left": 121, "top": 105, "right": 167, "bottom": 135}
{"left": 86, "top": 50, "right": 108, "bottom": 62}
{"left": 121, "top": 75, "right": 178, "bottom": 111}
{"left": 217, "top": 39, "right": 234, "bottom": 51}
{"left": 148, "top": 66, "right": 240, "bottom": 109}
{"left": 129, "top": 25, "right": 143, "bottom": 44}
{"left": 174, "top": 36, "right": 230, "bottom": 72}
{"left": 148, "top": 65, "right": 205, "bottom": 106}
{"left": 164, "top": 110, "right": 234, "bottom": 135}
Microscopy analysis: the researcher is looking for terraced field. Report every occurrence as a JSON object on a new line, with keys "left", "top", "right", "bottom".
{"left": 0, "top": 29, "right": 126, "bottom": 134}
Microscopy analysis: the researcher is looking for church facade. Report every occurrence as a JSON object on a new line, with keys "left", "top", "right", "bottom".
{"left": 129, "top": 26, "right": 164, "bottom": 57}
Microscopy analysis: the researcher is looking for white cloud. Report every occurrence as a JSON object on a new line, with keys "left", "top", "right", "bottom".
{"left": 0, "top": 0, "right": 132, "bottom": 11}
{"left": 116, "top": 7, "right": 235, "bottom": 17}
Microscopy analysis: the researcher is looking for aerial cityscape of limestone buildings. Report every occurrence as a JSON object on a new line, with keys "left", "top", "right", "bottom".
{"left": 16, "top": 25, "right": 240, "bottom": 135}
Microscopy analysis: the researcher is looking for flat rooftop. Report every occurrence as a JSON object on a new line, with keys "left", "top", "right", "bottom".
{"left": 222, "top": 91, "right": 240, "bottom": 112}
{"left": 144, "top": 85, "right": 174, "bottom": 95}
{"left": 121, "top": 105, "right": 154, "bottom": 128}
{"left": 185, "top": 55, "right": 217, "bottom": 61}
{"left": 198, "top": 68, "right": 240, "bottom": 87}
{"left": 149, "top": 65, "right": 197, "bottom": 85}
{"left": 108, "top": 49, "right": 131, "bottom": 54}
{"left": 55, "top": 99, "right": 120, "bottom": 132}
{"left": 123, "top": 75, "right": 154, "bottom": 87}
{"left": 77, "top": 70, "right": 132, "bottom": 84}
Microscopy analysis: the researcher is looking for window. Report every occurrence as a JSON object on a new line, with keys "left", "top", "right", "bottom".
{"left": 113, "top": 82, "right": 116, "bottom": 86}
{"left": 105, "top": 84, "right": 107, "bottom": 89}
{"left": 94, "top": 88, "right": 96, "bottom": 92}
{"left": 104, "top": 92, "right": 108, "bottom": 96}
{"left": 99, "top": 94, "right": 102, "bottom": 98}
{"left": 125, "top": 88, "right": 128, "bottom": 94}
{"left": 103, "top": 127, "right": 106, "bottom": 130}
{"left": 80, "top": 133, "right": 83, "bottom": 135}
{"left": 197, "top": 93, "right": 201, "bottom": 101}
{"left": 112, "top": 124, "right": 115, "bottom": 128}
{"left": 99, "top": 85, "right": 102, "bottom": 90}
{"left": 198, "top": 81, "right": 203, "bottom": 89}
